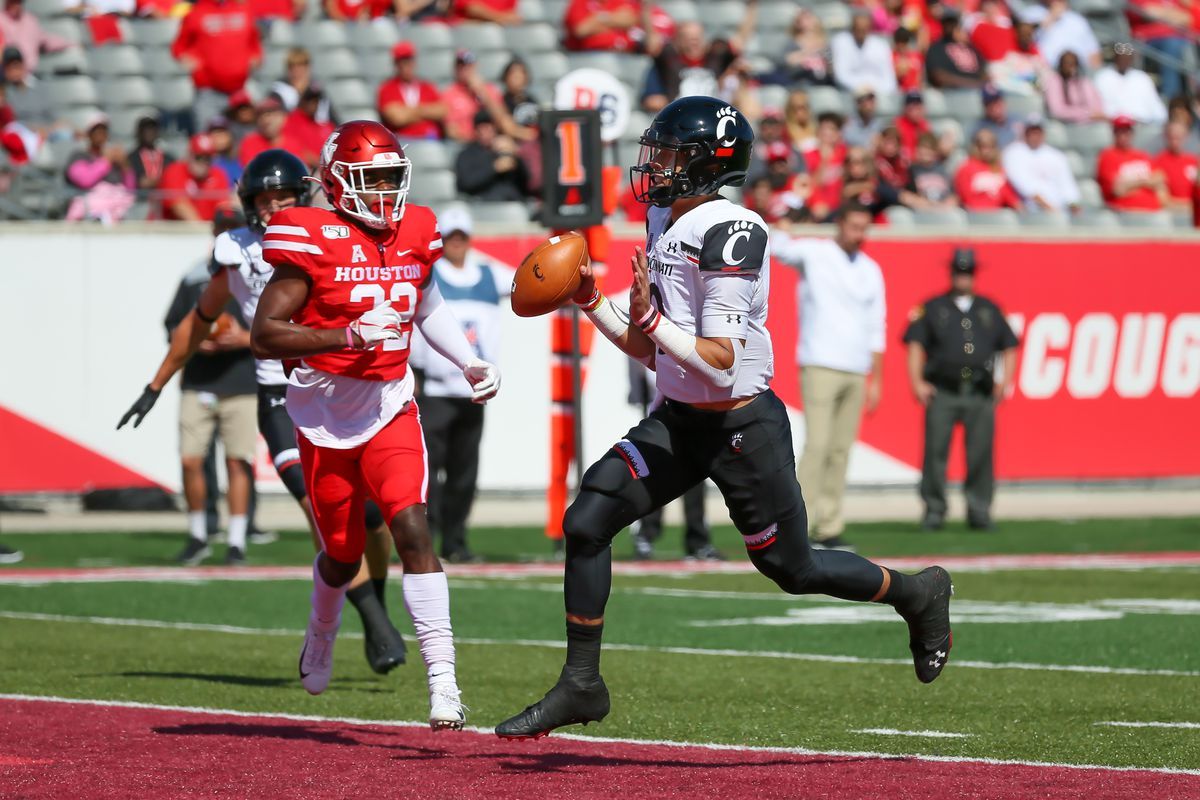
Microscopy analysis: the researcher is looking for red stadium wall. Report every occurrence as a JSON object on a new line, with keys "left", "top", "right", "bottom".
{"left": 472, "top": 235, "right": 1200, "bottom": 481}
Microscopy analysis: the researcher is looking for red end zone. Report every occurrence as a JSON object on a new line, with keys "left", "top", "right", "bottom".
{"left": 2, "top": 697, "right": 1196, "bottom": 800}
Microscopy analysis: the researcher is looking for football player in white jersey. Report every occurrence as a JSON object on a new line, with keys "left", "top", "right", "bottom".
{"left": 497, "top": 97, "right": 954, "bottom": 739}
{"left": 118, "top": 150, "right": 410, "bottom": 675}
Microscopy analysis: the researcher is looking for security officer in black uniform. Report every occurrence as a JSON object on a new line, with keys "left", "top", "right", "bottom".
{"left": 903, "top": 247, "right": 1018, "bottom": 531}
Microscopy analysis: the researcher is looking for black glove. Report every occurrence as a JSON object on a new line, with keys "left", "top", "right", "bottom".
{"left": 117, "top": 385, "right": 161, "bottom": 429}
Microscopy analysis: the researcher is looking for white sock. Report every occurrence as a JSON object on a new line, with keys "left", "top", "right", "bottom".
{"left": 402, "top": 571, "right": 457, "bottom": 690}
{"left": 227, "top": 515, "right": 247, "bottom": 550}
{"left": 310, "top": 555, "right": 346, "bottom": 633}
{"left": 188, "top": 511, "right": 207, "bottom": 543}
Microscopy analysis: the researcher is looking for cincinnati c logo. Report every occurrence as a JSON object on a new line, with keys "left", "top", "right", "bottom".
{"left": 532, "top": 263, "right": 545, "bottom": 280}
{"left": 723, "top": 220, "right": 754, "bottom": 265}
{"left": 715, "top": 107, "right": 739, "bottom": 157}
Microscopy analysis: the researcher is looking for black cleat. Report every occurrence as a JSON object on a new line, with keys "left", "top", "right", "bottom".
{"left": 684, "top": 544, "right": 726, "bottom": 562}
{"left": 363, "top": 622, "right": 407, "bottom": 674}
{"left": 902, "top": 566, "right": 954, "bottom": 684}
{"left": 920, "top": 513, "right": 945, "bottom": 531}
{"left": 495, "top": 671, "right": 610, "bottom": 739}
{"left": 224, "top": 546, "right": 247, "bottom": 566}
{"left": 176, "top": 539, "right": 211, "bottom": 566}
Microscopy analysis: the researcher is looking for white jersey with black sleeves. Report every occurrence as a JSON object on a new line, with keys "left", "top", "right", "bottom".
{"left": 644, "top": 197, "right": 774, "bottom": 404}
{"left": 211, "top": 226, "right": 287, "bottom": 386}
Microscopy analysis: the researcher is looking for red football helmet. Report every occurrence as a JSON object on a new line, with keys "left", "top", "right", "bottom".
{"left": 317, "top": 120, "right": 412, "bottom": 230}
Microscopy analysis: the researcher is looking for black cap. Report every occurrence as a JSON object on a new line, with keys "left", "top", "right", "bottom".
{"left": 2, "top": 46, "right": 23, "bottom": 65}
{"left": 951, "top": 247, "right": 976, "bottom": 274}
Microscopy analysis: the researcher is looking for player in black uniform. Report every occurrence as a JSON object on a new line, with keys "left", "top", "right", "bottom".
{"left": 496, "top": 97, "right": 954, "bottom": 739}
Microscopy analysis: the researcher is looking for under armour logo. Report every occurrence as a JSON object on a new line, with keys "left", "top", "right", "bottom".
{"left": 730, "top": 432, "right": 744, "bottom": 453}
{"left": 270, "top": 397, "right": 287, "bottom": 408}
{"left": 726, "top": 314, "right": 742, "bottom": 324}
{"left": 666, "top": 240, "right": 678, "bottom": 254}
{"left": 929, "top": 650, "right": 947, "bottom": 668}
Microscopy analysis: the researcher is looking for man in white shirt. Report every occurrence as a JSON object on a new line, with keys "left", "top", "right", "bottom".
{"left": 409, "top": 207, "right": 514, "bottom": 564}
{"left": 1001, "top": 114, "right": 1081, "bottom": 212}
{"left": 1094, "top": 41, "right": 1168, "bottom": 125}
{"left": 773, "top": 202, "right": 885, "bottom": 551}
{"left": 1029, "top": 0, "right": 1101, "bottom": 70}
{"left": 831, "top": 10, "right": 898, "bottom": 97}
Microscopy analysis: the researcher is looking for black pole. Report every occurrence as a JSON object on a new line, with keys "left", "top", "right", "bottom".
{"left": 571, "top": 303, "right": 584, "bottom": 492}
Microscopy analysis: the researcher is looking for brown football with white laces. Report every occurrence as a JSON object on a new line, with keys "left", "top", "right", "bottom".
{"left": 510, "top": 232, "right": 588, "bottom": 318}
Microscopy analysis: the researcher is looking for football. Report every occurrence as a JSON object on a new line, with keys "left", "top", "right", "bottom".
{"left": 510, "top": 232, "right": 587, "bottom": 318}
{"left": 206, "top": 312, "right": 236, "bottom": 340}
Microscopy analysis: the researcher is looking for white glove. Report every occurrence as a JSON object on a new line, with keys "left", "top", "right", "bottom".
{"left": 464, "top": 358, "right": 500, "bottom": 404}
{"left": 348, "top": 301, "right": 403, "bottom": 349}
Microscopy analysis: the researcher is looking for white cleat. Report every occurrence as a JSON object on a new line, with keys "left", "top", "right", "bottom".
{"left": 298, "top": 620, "right": 339, "bottom": 696}
{"left": 429, "top": 684, "right": 467, "bottom": 732}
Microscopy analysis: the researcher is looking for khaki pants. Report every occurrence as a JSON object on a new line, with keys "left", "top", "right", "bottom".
{"left": 797, "top": 366, "right": 866, "bottom": 540}
{"left": 179, "top": 391, "right": 258, "bottom": 462}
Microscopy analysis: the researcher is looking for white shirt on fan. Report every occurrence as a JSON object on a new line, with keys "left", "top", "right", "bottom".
{"left": 771, "top": 234, "right": 886, "bottom": 376}
{"left": 211, "top": 226, "right": 288, "bottom": 386}
{"left": 643, "top": 198, "right": 774, "bottom": 404}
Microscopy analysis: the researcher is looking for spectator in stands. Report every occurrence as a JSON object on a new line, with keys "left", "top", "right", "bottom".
{"left": 891, "top": 26, "right": 924, "bottom": 92}
{"left": 905, "top": 132, "right": 957, "bottom": 209}
{"left": 642, "top": 22, "right": 731, "bottom": 113}
{"left": 1166, "top": 96, "right": 1200, "bottom": 151}
{"left": 0, "top": 0, "right": 71, "bottom": 72}
{"left": 62, "top": 0, "right": 133, "bottom": 48}
{"left": 843, "top": 87, "right": 883, "bottom": 148}
{"left": 248, "top": 0, "right": 305, "bottom": 21}
{"left": 1043, "top": 50, "right": 1105, "bottom": 124}
{"left": 744, "top": 172, "right": 794, "bottom": 225}
{"left": 969, "top": 0, "right": 1016, "bottom": 62}
{"left": 747, "top": 109, "right": 803, "bottom": 183}
{"left": 1002, "top": 113, "right": 1081, "bottom": 212}
{"left": 1031, "top": 0, "right": 1101, "bottom": 70}
{"left": 874, "top": 124, "right": 909, "bottom": 192}
{"left": 205, "top": 117, "right": 241, "bottom": 184}
{"left": 129, "top": 116, "right": 172, "bottom": 198}
{"left": 926, "top": 8, "right": 987, "bottom": 89}
{"left": 1095, "top": 41, "right": 1168, "bottom": 125}
{"left": 225, "top": 90, "right": 256, "bottom": 144}
{"left": 563, "top": 0, "right": 654, "bottom": 53}
{"left": 237, "top": 95, "right": 290, "bottom": 166}
{"left": 454, "top": 110, "right": 531, "bottom": 202}
{"left": 444, "top": 49, "right": 509, "bottom": 143}
{"left": 271, "top": 48, "right": 330, "bottom": 124}
{"left": 895, "top": 89, "right": 930, "bottom": 161}
{"left": 64, "top": 112, "right": 135, "bottom": 223}
{"left": 2, "top": 45, "right": 54, "bottom": 132}
{"left": 451, "top": 0, "right": 519, "bottom": 24}
{"left": 955, "top": 127, "right": 1022, "bottom": 211}
{"left": 869, "top": 0, "right": 928, "bottom": 47}
{"left": 1124, "top": 0, "right": 1192, "bottom": 101}
{"left": 501, "top": 58, "right": 538, "bottom": 122}
{"left": 784, "top": 89, "right": 816, "bottom": 152}
{"left": 1097, "top": 116, "right": 1165, "bottom": 212}
{"left": 378, "top": 42, "right": 446, "bottom": 141}
{"left": 804, "top": 112, "right": 848, "bottom": 222}
{"left": 172, "top": 0, "right": 262, "bottom": 132}
{"left": 159, "top": 134, "right": 232, "bottom": 221}
{"left": 831, "top": 9, "right": 897, "bottom": 96}
{"left": 840, "top": 144, "right": 899, "bottom": 218}
{"left": 325, "top": 0, "right": 414, "bottom": 21}
{"left": 775, "top": 8, "right": 833, "bottom": 87}
{"left": 971, "top": 84, "right": 1021, "bottom": 149}
{"left": 1155, "top": 120, "right": 1199, "bottom": 213}
{"left": 989, "top": 9, "right": 1048, "bottom": 95}
{"left": 282, "top": 84, "right": 333, "bottom": 168}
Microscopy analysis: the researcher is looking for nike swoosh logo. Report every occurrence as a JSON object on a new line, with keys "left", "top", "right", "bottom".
{"left": 396, "top": 249, "right": 412, "bottom": 256}
{"left": 298, "top": 641, "right": 310, "bottom": 679}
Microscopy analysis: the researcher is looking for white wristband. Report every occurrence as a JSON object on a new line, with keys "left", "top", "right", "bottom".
{"left": 645, "top": 313, "right": 740, "bottom": 390}
{"left": 581, "top": 293, "right": 652, "bottom": 367}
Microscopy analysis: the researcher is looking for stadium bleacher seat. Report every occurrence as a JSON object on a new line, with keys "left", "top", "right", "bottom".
{"left": 362, "top": 19, "right": 402, "bottom": 50}
{"left": 267, "top": 20, "right": 296, "bottom": 47}
{"left": 297, "top": 20, "right": 352, "bottom": 50}
{"left": 1072, "top": 208, "right": 1119, "bottom": 228}
{"left": 616, "top": 54, "right": 652, "bottom": 90}
{"left": 807, "top": 85, "right": 847, "bottom": 115}
{"left": 706, "top": 0, "right": 749, "bottom": 37}
{"left": 1004, "top": 93, "right": 1044, "bottom": 119}
{"left": 128, "top": 18, "right": 181, "bottom": 48}
{"left": 141, "top": 47, "right": 186, "bottom": 79}
{"left": 966, "top": 209, "right": 1020, "bottom": 228}
{"left": 1016, "top": 210, "right": 1070, "bottom": 228}
{"left": 1078, "top": 178, "right": 1103, "bottom": 209}
{"left": 943, "top": 89, "right": 983, "bottom": 124}
{"left": 107, "top": 106, "right": 160, "bottom": 139}
{"left": 452, "top": 24, "right": 507, "bottom": 53}
{"left": 518, "top": 0, "right": 547, "bottom": 24}
{"left": 407, "top": 169, "right": 457, "bottom": 206}
{"left": 1117, "top": 211, "right": 1174, "bottom": 229}
{"left": 813, "top": 3, "right": 852, "bottom": 32}
{"left": 922, "top": 88, "right": 949, "bottom": 119}
{"left": 471, "top": 201, "right": 532, "bottom": 224}
{"left": 99, "top": 77, "right": 155, "bottom": 109}
{"left": 565, "top": 51, "right": 623, "bottom": 77}
{"left": 312, "top": 48, "right": 361, "bottom": 80}
{"left": 151, "top": 76, "right": 196, "bottom": 113}
{"left": 35, "top": 47, "right": 86, "bottom": 77}
{"left": 410, "top": 23, "right": 454, "bottom": 51}
{"left": 527, "top": 51, "right": 568, "bottom": 86}
{"left": 45, "top": 76, "right": 100, "bottom": 109}
{"left": 659, "top": 0, "right": 698, "bottom": 23}
{"left": 504, "top": 23, "right": 559, "bottom": 54}
{"left": 327, "top": 78, "right": 372, "bottom": 117}
{"left": 403, "top": 139, "right": 453, "bottom": 172}
{"left": 86, "top": 46, "right": 146, "bottom": 78}
{"left": 476, "top": 51, "right": 514, "bottom": 81}
{"left": 913, "top": 208, "right": 968, "bottom": 228}
{"left": 883, "top": 206, "right": 916, "bottom": 228}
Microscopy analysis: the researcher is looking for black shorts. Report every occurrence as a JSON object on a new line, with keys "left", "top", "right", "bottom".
{"left": 585, "top": 389, "right": 805, "bottom": 537}
{"left": 256, "top": 384, "right": 302, "bottom": 477}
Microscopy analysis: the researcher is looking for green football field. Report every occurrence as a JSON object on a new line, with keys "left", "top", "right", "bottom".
{"left": 1, "top": 518, "right": 1198, "bottom": 773}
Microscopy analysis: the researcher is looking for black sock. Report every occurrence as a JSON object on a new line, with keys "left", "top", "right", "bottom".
{"left": 881, "top": 568, "right": 923, "bottom": 615}
{"left": 564, "top": 621, "right": 603, "bottom": 682}
{"left": 347, "top": 583, "right": 391, "bottom": 635}
{"left": 371, "top": 577, "right": 387, "bottom": 606}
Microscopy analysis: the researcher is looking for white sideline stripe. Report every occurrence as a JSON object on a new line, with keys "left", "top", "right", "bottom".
{"left": 854, "top": 728, "right": 972, "bottom": 739}
{"left": 3, "top": 610, "right": 1198, "bottom": 679}
{"left": 1096, "top": 721, "right": 1200, "bottom": 730}
{"left": 262, "top": 240, "right": 323, "bottom": 255}
{"left": 1, "top": 693, "right": 1198, "bottom": 778}
{"left": 263, "top": 225, "right": 310, "bottom": 237}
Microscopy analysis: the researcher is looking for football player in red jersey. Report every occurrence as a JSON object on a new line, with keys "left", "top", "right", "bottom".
{"left": 252, "top": 121, "right": 499, "bottom": 731}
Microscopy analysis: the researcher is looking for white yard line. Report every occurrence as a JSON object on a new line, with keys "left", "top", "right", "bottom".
{"left": 2, "top": 610, "right": 1197, "bottom": 679}
{"left": 1095, "top": 721, "right": 1200, "bottom": 730}
{"left": 853, "top": 728, "right": 972, "bottom": 739}
{"left": 1, "top": 693, "right": 1197, "bottom": 777}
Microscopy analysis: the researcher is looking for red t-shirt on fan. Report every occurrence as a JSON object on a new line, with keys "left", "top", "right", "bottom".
{"left": 170, "top": 0, "right": 262, "bottom": 94}
{"left": 158, "top": 161, "right": 230, "bottom": 220}
{"left": 1153, "top": 151, "right": 1199, "bottom": 202}
{"left": 377, "top": 79, "right": 444, "bottom": 140}
{"left": 1096, "top": 147, "right": 1163, "bottom": 211}
{"left": 954, "top": 157, "right": 1021, "bottom": 210}
{"left": 260, "top": 205, "right": 444, "bottom": 382}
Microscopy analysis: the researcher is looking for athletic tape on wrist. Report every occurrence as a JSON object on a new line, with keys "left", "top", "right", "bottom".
{"left": 581, "top": 293, "right": 652, "bottom": 367}
{"left": 645, "top": 315, "right": 741, "bottom": 389}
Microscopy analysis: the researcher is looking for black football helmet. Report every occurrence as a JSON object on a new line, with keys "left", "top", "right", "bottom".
{"left": 237, "top": 149, "right": 310, "bottom": 231}
{"left": 630, "top": 96, "right": 754, "bottom": 207}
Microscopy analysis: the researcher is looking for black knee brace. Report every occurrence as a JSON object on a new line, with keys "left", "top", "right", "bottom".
{"left": 363, "top": 499, "right": 385, "bottom": 531}
{"left": 279, "top": 463, "right": 307, "bottom": 503}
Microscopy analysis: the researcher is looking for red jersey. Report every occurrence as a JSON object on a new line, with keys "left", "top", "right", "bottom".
{"left": 1153, "top": 150, "right": 1199, "bottom": 201}
{"left": 804, "top": 144, "right": 847, "bottom": 218}
{"left": 282, "top": 110, "right": 334, "bottom": 167}
{"left": 330, "top": 0, "right": 391, "bottom": 19}
{"left": 171, "top": 0, "right": 262, "bottom": 94}
{"left": 893, "top": 47, "right": 925, "bottom": 92}
{"left": 955, "top": 157, "right": 1021, "bottom": 210}
{"left": 260, "top": 205, "right": 444, "bottom": 381}
{"left": 895, "top": 115, "right": 930, "bottom": 162}
{"left": 450, "top": 0, "right": 516, "bottom": 20}
{"left": 238, "top": 131, "right": 303, "bottom": 166}
{"left": 1096, "top": 147, "right": 1162, "bottom": 211}
{"left": 377, "top": 78, "right": 443, "bottom": 140}
{"left": 969, "top": 20, "right": 1015, "bottom": 61}
{"left": 563, "top": 0, "right": 640, "bottom": 51}
{"left": 158, "top": 161, "right": 230, "bottom": 220}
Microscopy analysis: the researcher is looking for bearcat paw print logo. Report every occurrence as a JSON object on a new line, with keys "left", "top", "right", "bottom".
{"left": 715, "top": 107, "right": 740, "bottom": 151}
{"left": 728, "top": 219, "right": 753, "bottom": 236}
